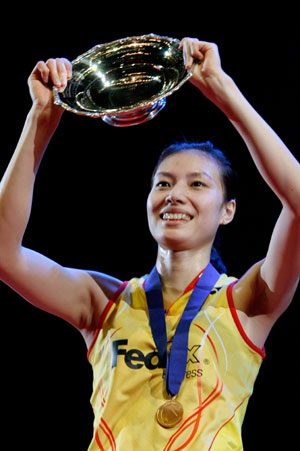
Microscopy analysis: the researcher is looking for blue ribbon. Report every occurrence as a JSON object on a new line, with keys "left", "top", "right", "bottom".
{"left": 144, "top": 263, "right": 220, "bottom": 396}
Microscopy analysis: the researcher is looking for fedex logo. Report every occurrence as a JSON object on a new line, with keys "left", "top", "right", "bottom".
{"left": 112, "top": 339, "right": 201, "bottom": 370}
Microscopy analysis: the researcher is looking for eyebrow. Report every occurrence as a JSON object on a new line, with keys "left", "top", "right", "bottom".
{"left": 155, "top": 171, "right": 214, "bottom": 181}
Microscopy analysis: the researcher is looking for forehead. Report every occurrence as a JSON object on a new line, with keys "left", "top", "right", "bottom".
{"left": 155, "top": 150, "right": 222, "bottom": 180}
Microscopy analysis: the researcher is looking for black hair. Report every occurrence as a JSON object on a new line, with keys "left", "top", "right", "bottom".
{"left": 152, "top": 140, "right": 238, "bottom": 274}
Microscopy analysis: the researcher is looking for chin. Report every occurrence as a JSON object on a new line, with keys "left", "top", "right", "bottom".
{"left": 154, "top": 229, "right": 214, "bottom": 254}
{"left": 157, "top": 237, "right": 196, "bottom": 252}
{"left": 150, "top": 224, "right": 211, "bottom": 253}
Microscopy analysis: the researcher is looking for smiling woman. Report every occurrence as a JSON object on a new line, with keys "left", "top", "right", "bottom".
{"left": 149, "top": 140, "right": 238, "bottom": 273}
{"left": 0, "top": 38, "right": 299, "bottom": 450}
{"left": 147, "top": 144, "right": 236, "bottom": 260}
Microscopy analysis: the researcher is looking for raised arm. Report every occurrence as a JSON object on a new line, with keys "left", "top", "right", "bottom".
{"left": 0, "top": 59, "right": 70, "bottom": 249}
{"left": 0, "top": 59, "right": 116, "bottom": 333}
{"left": 181, "top": 38, "right": 300, "bottom": 346}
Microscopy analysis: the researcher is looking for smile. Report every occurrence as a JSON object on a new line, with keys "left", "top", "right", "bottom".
{"left": 161, "top": 213, "right": 192, "bottom": 221}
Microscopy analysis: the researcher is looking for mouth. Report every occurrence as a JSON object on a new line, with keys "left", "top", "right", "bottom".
{"left": 160, "top": 213, "right": 193, "bottom": 222}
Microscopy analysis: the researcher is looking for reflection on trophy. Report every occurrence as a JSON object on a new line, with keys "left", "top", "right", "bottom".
{"left": 53, "top": 34, "right": 193, "bottom": 127}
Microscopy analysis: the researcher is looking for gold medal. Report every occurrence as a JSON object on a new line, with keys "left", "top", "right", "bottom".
{"left": 156, "top": 399, "right": 184, "bottom": 428}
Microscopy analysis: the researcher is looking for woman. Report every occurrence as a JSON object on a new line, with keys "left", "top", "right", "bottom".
{"left": 0, "top": 38, "right": 299, "bottom": 449}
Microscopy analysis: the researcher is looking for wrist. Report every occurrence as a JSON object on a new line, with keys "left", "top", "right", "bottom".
{"left": 23, "top": 103, "right": 63, "bottom": 157}
{"left": 206, "top": 74, "right": 249, "bottom": 121}
{"left": 30, "top": 100, "right": 64, "bottom": 130}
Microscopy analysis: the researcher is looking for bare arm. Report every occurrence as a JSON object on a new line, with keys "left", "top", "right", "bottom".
{"left": 0, "top": 59, "right": 114, "bottom": 331}
{"left": 181, "top": 39, "right": 300, "bottom": 344}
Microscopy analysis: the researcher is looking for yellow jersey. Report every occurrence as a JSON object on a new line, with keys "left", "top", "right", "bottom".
{"left": 87, "top": 272, "right": 265, "bottom": 450}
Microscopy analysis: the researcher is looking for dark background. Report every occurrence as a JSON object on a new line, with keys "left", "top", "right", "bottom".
{"left": 1, "top": 16, "right": 299, "bottom": 450}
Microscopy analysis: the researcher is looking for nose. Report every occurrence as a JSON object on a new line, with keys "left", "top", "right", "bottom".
{"left": 165, "top": 184, "right": 187, "bottom": 204}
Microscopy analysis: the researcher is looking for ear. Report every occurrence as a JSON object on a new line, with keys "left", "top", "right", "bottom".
{"left": 220, "top": 199, "right": 236, "bottom": 226}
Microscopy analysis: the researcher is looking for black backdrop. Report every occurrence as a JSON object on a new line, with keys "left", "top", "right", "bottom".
{"left": 1, "top": 20, "right": 299, "bottom": 450}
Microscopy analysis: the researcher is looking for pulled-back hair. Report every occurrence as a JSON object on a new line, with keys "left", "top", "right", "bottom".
{"left": 152, "top": 141, "right": 238, "bottom": 274}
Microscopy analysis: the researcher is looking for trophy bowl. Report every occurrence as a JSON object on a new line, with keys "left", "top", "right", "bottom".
{"left": 53, "top": 34, "right": 193, "bottom": 127}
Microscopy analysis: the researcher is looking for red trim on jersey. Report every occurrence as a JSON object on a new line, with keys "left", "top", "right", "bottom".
{"left": 94, "top": 417, "right": 116, "bottom": 451}
{"left": 87, "top": 281, "right": 128, "bottom": 360}
{"left": 183, "top": 269, "right": 205, "bottom": 294}
{"left": 100, "top": 418, "right": 116, "bottom": 451}
{"left": 227, "top": 281, "right": 266, "bottom": 359}
{"left": 163, "top": 269, "right": 206, "bottom": 315}
{"left": 95, "top": 429, "right": 105, "bottom": 451}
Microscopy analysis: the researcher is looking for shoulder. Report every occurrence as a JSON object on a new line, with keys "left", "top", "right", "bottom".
{"left": 84, "top": 275, "right": 145, "bottom": 353}
{"left": 232, "top": 259, "right": 298, "bottom": 317}
{"left": 215, "top": 272, "right": 237, "bottom": 288}
{"left": 85, "top": 270, "right": 124, "bottom": 299}
{"left": 80, "top": 270, "right": 125, "bottom": 346}
{"left": 85, "top": 272, "right": 148, "bottom": 315}
{"left": 230, "top": 259, "right": 298, "bottom": 348}
{"left": 81, "top": 270, "right": 124, "bottom": 327}
{"left": 230, "top": 261, "right": 264, "bottom": 314}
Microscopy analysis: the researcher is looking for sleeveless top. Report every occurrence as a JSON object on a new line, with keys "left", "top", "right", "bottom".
{"left": 87, "top": 272, "right": 265, "bottom": 450}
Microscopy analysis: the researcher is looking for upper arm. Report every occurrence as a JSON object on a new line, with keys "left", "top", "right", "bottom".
{"left": 260, "top": 205, "right": 300, "bottom": 309}
{"left": 232, "top": 205, "right": 300, "bottom": 347}
{"left": 1, "top": 246, "right": 119, "bottom": 331}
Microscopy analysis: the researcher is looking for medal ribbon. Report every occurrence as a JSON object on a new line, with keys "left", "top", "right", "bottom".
{"left": 145, "top": 263, "right": 220, "bottom": 397}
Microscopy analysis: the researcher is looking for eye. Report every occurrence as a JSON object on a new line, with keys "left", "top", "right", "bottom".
{"left": 156, "top": 181, "right": 171, "bottom": 188}
{"left": 191, "top": 181, "right": 205, "bottom": 188}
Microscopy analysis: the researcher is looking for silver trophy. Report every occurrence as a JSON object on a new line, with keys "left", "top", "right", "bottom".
{"left": 53, "top": 34, "right": 193, "bottom": 127}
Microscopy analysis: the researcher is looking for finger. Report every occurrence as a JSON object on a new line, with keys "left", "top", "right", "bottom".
{"left": 180, "top": 38, "right": 194, "bottom": 70}
{"left": 46, "top": 58, "right": 71, "bottom": 92}
{"left": 189, "top": 39, "right": 205, "bottom": 61}
{"left": 56, "top": 58, "right": 72, "bottom": 79}
{"left": 61, "top": 58, "right": 72, "bottom": 80}
{"left": 34, "top": 60, "right": 50, "bottom": 84}
{"left": 46, "top": 58, "right": 63, "bottom": 89}
{"left": 56, "top": 58, "right": 70, "bottom": 91}
{"left": 180, "top": 38, "right": 204, "bottom": 70}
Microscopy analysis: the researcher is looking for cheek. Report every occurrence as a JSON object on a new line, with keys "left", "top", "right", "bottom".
{"left": 146, "top": 193, "right": 153, "bottom": 218}
{"left": 146, "top": 193, "right": 157, "bottom": 228}
{"left": 146, "top": 189, "right": 162, "bottom": 215}
{"left": 194, "top": 195, "right": 225, "bottom": 231}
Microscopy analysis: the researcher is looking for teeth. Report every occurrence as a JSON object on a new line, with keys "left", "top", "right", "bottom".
{"left": 162, "top": 213, "right": 191, "bottom": 221}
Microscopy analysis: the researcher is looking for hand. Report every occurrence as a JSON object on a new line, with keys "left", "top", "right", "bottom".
{"left": 28, "top": 58, "right": 72, "bottom": 114}
{"left": 180, "top": 38, "right": 230, "bottom": 105}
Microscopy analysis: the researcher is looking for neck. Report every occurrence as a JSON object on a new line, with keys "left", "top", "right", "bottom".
{"left": 156, "top": 246, "right": 211, "bottom": 307}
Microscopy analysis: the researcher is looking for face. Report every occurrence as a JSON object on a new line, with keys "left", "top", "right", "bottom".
{"left": 147, "top": 151, "right": 236, "bottom": 252}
